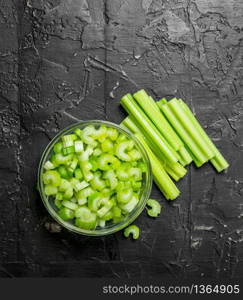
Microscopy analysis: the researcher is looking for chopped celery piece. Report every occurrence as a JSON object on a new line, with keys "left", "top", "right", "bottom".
{"left": 62, "top": 135, "right": 74, "bottom": 148}
{"left": 107, "top": 127, "right": 118, "bottom": 141}
{"left": 68, "top": 158, "right": 78, "bottom": 173}
{"left": 79, "top": 161, "right": 93, "bottom": 182}
{"left": 128, "top": 167, "right": 142, "bottom": 181}
{"left": 90, "top": 172, "right": 106, "bottom": 191}
{"left": 104, "top": 170, "right": 118, "bottom": 189}
{"left": 101, "top": 139, "right": 114, "bottom": 152}
{"left": 120, "top": 195, "right": 139, "bottom": 213}
{"left": 57, "top": 165, "right": 69, "bottom": 179}
{"left": 74, "top": 140, "right": 84, "bottom": 153}
{"left": 112, "top": 206, "right": 121, "bottom": 218}
{"left": 128, "top": 149, "right": 142, "bottom": 161}
{"left": 82, "top": 125, "right": 96, "bottom": 145}
{"left": 58, "top": 207, "right": 74, "bottom": 221}
{"left": 62, "top": 200, "right": 78, "bottom": 210}
{"left": 71, "top": 178, "right": 89, "bottom": 192}
{"left": 124, "top": 225, "right": 140, "bottom": 239}
{"left": 62, "top": 146, "right": 75, "bottom": 156}
{"left": 75, "top": 207, "right": 97, "bottom": 230}
{"left": 53, "top": 142, "right": 63, "bottom": 154}
{"left": 44, "top": 185, "right": 58, "bottom": 196}
{"left": 43, "top": 170, "right": 61, "bottom": 187}
{"left": 98, "top": 220, "right": 106, "bottom": 228}
{"left": 52, "top": 153, "right": 73, "bottom": 166}
{"left": 115, "top": 140, "right": 134, "bottom": 161}
{"left": 93, "top": 147, "right": 102, "bottom": 156}
{"left": 97, "top": 200, "right": 113, "bottom": 218}
{"left": 74, "top": 168, "right": 83, "bottom": 180}
{"left": 146, "top": 199, "right": 161, "bottom": 217}
{"left": 88, "top": 192, "right": 102, "bottom": 212}
{"left": 63, "top": 187, "right": 73, "bottom": 199}
{"left": 44, "top": 160, "right": 55, "bottom": 170}
{"left": 117, "top": 188, "right": 133, "bottom": 204}
{"left": 100, "top": 210, "right": 113, "bottom": 221}
{"left": 59, "top": 179, "right": 71, "bottom": 191}
{"left": 97, "top": 154, "right": 120, "bottom": 171}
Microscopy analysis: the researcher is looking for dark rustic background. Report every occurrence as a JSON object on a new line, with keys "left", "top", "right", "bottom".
{"left": 0, "top": 0, "right": 243, "bottom": 279}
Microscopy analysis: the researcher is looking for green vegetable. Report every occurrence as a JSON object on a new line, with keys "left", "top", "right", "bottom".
{"left": 178, "top": 99, "right": 229, "bottom": 172}
{"left": 121, "top": 94, "right": 178, "bottom": 164}
{"left": 120, "top": 116, "right": 187, "bottom": 181}
{"left": 133, "top": 89, "right": 183, "bottom": 151}
{"left": 146, "top": 199, "right": 161, "bottom": 217}
{"left": 168, "top": 98, "right": 215, "bottom": 159}
{"left": 124, "top": 225, "right": 140, "bottom": 239}
{"left": 41, "top": 123, "right": 145, "bottom": 231}
{"left": 134, "top": 133, "right": 180, "bottom": 200}
{"left": 157, "top": 100, "right": 209, "bottom": 165}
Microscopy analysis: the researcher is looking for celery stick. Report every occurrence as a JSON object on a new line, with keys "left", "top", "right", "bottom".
{"left": 184, "top": 145, "right": 203, "bottom": 167}
{"left": 178, "top": 100, "right": 229, "bottom": 172}
{"left": 133, "top": 90, "right": 183, "bottom": 151}
{"left": 157, "top": 100, "right": 208, "bottom": 165}
{"left": 134, "top": 133, "right": 180, "bottom": 200}
{"left": 177, "top": 146, "right": 193, "bottom": 166}
{"left": 121, "top": 94, "right": 178, "bottom": 164}
{"left": 168, "top": 98, "right": 215, "bottom": 160}
{"left": 121, "top": 116, "right": 187, "bottom": 181}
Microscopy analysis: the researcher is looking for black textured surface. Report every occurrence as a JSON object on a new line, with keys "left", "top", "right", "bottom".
{"left": 0, "top": 0, "right": 243, "bottom": 279}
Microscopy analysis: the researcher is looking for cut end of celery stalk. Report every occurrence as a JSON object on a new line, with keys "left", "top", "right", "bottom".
{"left": 177, "top": 146, "right": 193, "bottom": 166}
{"left": 210, "top": 156, "right": 229, "bottom": 172}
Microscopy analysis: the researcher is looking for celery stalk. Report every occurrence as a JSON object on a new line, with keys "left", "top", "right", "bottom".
{"left": 134, "top": 133, "right": 180, "bottom": 200}
{"left": 121, "top": 94, "right": 178, "bottom": 164}
{"left": 133, "top": 90, "right": 183, "bottom": 151}
{"left": 178, "top": 99, "right": 229, "bottom": 172}
{"left": 121, "top": 116, "right": 187, "bottom": 181}
{"left": 168, "top": 98, "right": 215, "bottom": 161}
{"left": 157, "top": 100, "right": 208, "bottom": 165}
{"left": 177, "top": 146, "right": 193, "bottom": 166}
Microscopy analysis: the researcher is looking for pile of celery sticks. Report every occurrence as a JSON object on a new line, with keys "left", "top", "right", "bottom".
{"left": 120, "top": 90, "right": 229, "bottom": 200}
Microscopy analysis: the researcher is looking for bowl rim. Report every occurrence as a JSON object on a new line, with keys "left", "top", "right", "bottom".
{"left": 38, "top": 120, "right": 152, "bottom": 236}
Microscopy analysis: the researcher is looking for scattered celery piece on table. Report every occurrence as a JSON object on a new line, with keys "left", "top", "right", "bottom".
{"left": 146, "top": 199, "right": 161, "bottom": 217}
{"left": 124, "top": 225, "right": 140, "bottom": 239}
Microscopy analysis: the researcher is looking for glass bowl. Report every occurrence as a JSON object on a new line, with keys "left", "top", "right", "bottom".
{"left": 37, "top": 120, "right": 152, "bottom": 236}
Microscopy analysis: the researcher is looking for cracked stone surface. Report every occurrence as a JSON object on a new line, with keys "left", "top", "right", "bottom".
{"left": 0, "top": 0, "right": 243, "bottom": 279}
